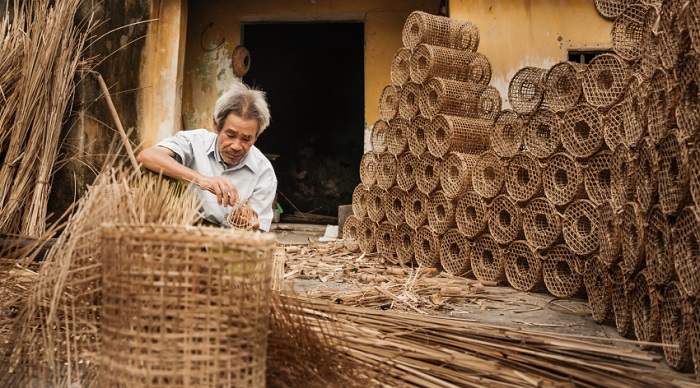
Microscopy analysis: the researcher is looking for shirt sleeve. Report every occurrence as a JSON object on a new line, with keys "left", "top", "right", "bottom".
{"left": 156, "top": 130, "right": 198, "bottom": 167}
{"left": 248, "top": 164, "right": 278, "bottom": 232}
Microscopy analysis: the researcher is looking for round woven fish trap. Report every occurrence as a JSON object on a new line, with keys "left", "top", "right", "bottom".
{"left": 358, "top": 217, "right": 377, "bottom": 254}
{"left": 410, "top": 44, "right": 492, "bottom": 85}
{"left": 508, "top": 66, "right": 548, "bottom": 115}
{"left": 543, "top": 244, "right": 584, "bottom": 298}
{"left": 455, "top": 191, "right": 488, "bottom": 239}
{"left": 491, "top": 109, "right": 525, "bottom": 158}
{"left": 646, "top": 69, "right": 673, "bottom": 144}
{"left": 390, "top": 47, "right": 412, "bottom": 86}
{"left": 610, "top": 144, "right": 637, "bottom": 209}
{"left": 427, "top": 114, "right": 493, "bottom": 158}
{"left": 376, "top": 221, "right": 398, "bottom": 264}
{"left": 656, "top": 4, "right": 687, "bottom": 71}
{"left": 609, "top": 262, "right": 635, "bottom": 337}
{"left": 636, "top": 138, "right": 660, "bottom": 212}
{"left": 581, "top": 53, "right": 629, "bottom": 108}
{"left": 385, "top": 187, "right": 407, "bottom": 226}
{"left": 504, "top": 240, "right": 544, "bottom": 292}
{"left": 621, "top": 201, "right": 646, "bottom": 275}
{"left": 402, "top": 11, "right": 480, "bottom": 51}
{"left": 561, "top": 104, "right": 605, "bottom": 159}
{"left": 440, "top": 151, "right": 478, "bottom": 199}
{"left": 543, "top": 152, "right": 584, "bottom": 206}
{"left": 379, "top": 85, "right": 401, "bottom": 121}
{"left": 352, "top": 183, "right": 369, "bottom": 219}
{"left": 471, "top": 233, "right": 506, "bottom": 282}
{"left": 646, "top": 205, "right": 673, "bottom": 287}
{"left": 676, "top": 53, "right": 700, "bottom": 140}
{"left": 523, "top": 108, "right": 562, "bottom": 159}
{"left": 394, "top": 222, "right": 416, "bottom": 265}
{"left": 594, "top": 0, "right": 635, "bottom": 20}
{"left": 622, "top": 74, "right": 648, "bottom": 148}
{"left": 360, "top": 151, "right": 378, "bottom": 186}
{"left": 408, "top": 114, "right": 430, "bottom": 157}
{"left": 688, "top": 297, "right": 700, "bottom": 379}
{"left": 419, "top": 77, "right": 502, "bottom": 120}
{"left": 612, "top": 4, "right": 654, "bottom": 61}
{"left": 673, "top": 206, "right": 700, "bottom": 297}
{"left": 398, "top": 81, "right": 422, "bottom": 119}
{"left": 367, "top": 185, "right": 388, "bottom": 223}
{"left": 505, "top": 152, "right": 543, "bottom": 202}
{"left": 691, "top": 150, "right": 700, "bottom": 209}
{"left": 584, "top": 255, "right": 614, "bottom": 323}
{"left": 99, "top": 224, "right": 275, "bottom": 388}
{"left": 414, "top": 225, "right": 441, "bottom": 268}
{"left": 658, "top": 129, "right": 690, "bottom": 216}
{"left": 343, "top": 214, "right": 361, "bottom": 252}
{"left": 690, "top": 1, "right": 700, "bottom": 52}
{"left": 376, "top": 152, "right": 397, "bottom": 190}
{"left": 371, "top": 120, "right": 390, "bottom": 153}
{"left": 544, "top": 61, "right": 586, "bottom": 113}
{"left": 598, "top": 200, "right": 621, "bottom": 269}
{"left": 396, "top": 152, "right": 418, "bottom": 191}
{"left": 405, "top": 188, "right": 429, "bottom": 229}
{"left": 427, "top": 190, "right": 456, "bottom": 235}
{"left": 387, "top": 117, "right": 410, "bottom": 155}
{"left": 440, "top": 228, "right": 471, "bottom": 275}
{"left": 488, "top": 194, "right": 523, "bottom": 245}
{"left": 473, "top": 151, "right": 506, "bottom": 200}
{"left": 631, "top": 269, "right": 661, "bottom": 349}
{"left": 523, "top": 197, "right": 562, "bottom": 250}
{"left": 226, "top": 204, "right": 259, "bottom": 230}
{"left": 603, "top": 102, "right": 626, "bottom": 151}
{"left": 660, "top": 281, "right": 694, "bottom": 372}
{"left": 416, "top": 152, "right": 442, "bottom": 194}
{"left": 583, "top": 150, "right": 613, "bottom": 205}
{"left": 562, "top": 199, "right": 599, "bottom": 256}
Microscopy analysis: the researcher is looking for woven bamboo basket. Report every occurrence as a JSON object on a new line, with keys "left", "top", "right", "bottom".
{"left": 611, "top": 4, "right": 653, "bottom": 61}
{"left": 523, "top": 108, "right": 561, "bottom": 160}
{"left": 99, "top": 223, "right": 275, "bottom": 388}
{"left": 491, "top": 109, "right": 524, "bottom": 158}
{"left": 488, "top": 194, "right": 523, "bottom": 245}
{"left": 660, "top": 281, "right": 694, "bottom": 372}
{"left": 676, "top": 53, "right": 700, "bottom": 140}
{"left": 470, "top": 233, "right": 506, "bottom": 282}
{"left": 505, "top": 152, "right": 542, "bottom": 203}
{"left": 376, "top": 221, "right": 398, "bottom": 264}
{"left": 390, "top": 47, "right": 412, "bottom": 86}
{"left": 690, "top": 2, "right": 700, "bottom": 53}
{"left": 580, "top": 53, "right": 629, "bottom": 108}
{"left": 594, "top": 0, "right": 635, "bottom": 20}
{"left": 410, "top": 44, "right": 491, "bottom": 85}
{"left": 398, "top": 81, "right": 422, "bottom": 119}
{"left": 405, "top": 188, "right": 429, "bottom": 230}
{"left": 687, "top": 296, "right": 700, "bottom": 379}
{"left": 631, "top": 269, "right": 661, "bottom": 350}
{"left": 584, "top": 255, "right": 613, "bottom": 324}
{"left": 543, "top": 152, "right": 584, "bottom": 206}
{"left": 427, "top": 190, "right": 456, "bottom": 235}
{"left": 343, "top": 214, "right": 361, "bottom": 252}
{"left": 609, "top": 262, "right": 635, "bottom": 337}
{"left": 367, "top": 185, "right": 387, "bottom": 223}
{"left": 561, "top": 104, "right": 605, "bottom": 159}
{"left": 440, "top": 228, "right": 471, "bottom": 276}
{"left": 692, "top": 149, "right": 700, "bottom": 209}
{"left": 620, "top": 201, "right": 646, "bottom": 276}
{"left": 358, "top": 217, "right": 377, "bottom": 254}
{"left": 658, "top": 129, "right": 690, "bottom": 216}
{"left": 408, "top": 114, "right": 430, "bottom": 157}
{"left": 636, "top": 138, "right": 659, "bottom": 212}
{"left": 673, "top": 206, "right": 700, "bottom": 297}
{"left": 562, "top": 199, "right": 599, "bottom": 256}
{"left": 646, "top": 68, "right": 673, "bottom": 144}
{"left": 379, "top": 85, "right": 401, "bottom": 121}
{"left": 646, "top": 205, "right": 673, "bottom": 287}
{"left": 508, "top": 66, "right": 547, "bottom": 115}
{"left": 401, "top": 10, "right": 480, "bottom": 51}
{"left": 598, "top": 200, "right": 621, "bottom": 269}
{"left": 583, "top": 150, "right": 612, "bottom": 205}
{"left": 352, "top": 183, "right": 369, "bottom": 219}
{"left": 427, "top": 114, "right": 492, "bottom": 158}
{"left": 385, "top": 187, "right": 407, "bottom": 226}
{"left": 396, "top": 152, "right": 418, "bottom": 191}
{"left": 376, "top": 152, "right": 397, "bottom": 190}
{"left": 610, "top": 144, "right": 637, "bottom": 210}
{"left": 622, "top": 74, "right": 647, "bottom": 148}
{"left": 544, "top": 61, "right": 586, "bottom": 113}
{"left": 473, "top": 151, "right": 506, "bottom": 200}
{"left": 455, "top": 191, "right": 488, "bottom": 239}
{"left": 440, "top": 151, "right": 478, "bottom": 199}
{"left": 371, "top": 119, "right": 390, "bottom": 153}
{"left": 416, "top": 151, "right": 442, "bottom": 195}
{"left": 523, "top": 197, "right": 561, "bottom": 250}
{"left": 394, "top": 222, "right": 416, "bottom": 265}
{"left": 360, "top": 151, "right": 378, "bottom": 186}
{"left": 543, "top": 244, "right": 584, "bottom": 298}
{"left": 414, "top": 225, "right": 441, "bottom": 268}
{"left": 388, "top": 117, "right": 410, "bottom": 156}
{"left": 504, "top": 240, "right": 544, "bottom": 292}
{"left": 603, "top": 102, "right": 625, "bottom": 151}
{"left": 419, "top": 77, "right": 501, "bottom": 120}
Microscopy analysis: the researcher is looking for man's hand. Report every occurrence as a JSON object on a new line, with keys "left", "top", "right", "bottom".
{"left": 196, "top": 176, "right": 239, "bottom": 206}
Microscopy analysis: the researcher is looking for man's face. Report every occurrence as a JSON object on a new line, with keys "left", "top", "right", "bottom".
{"left": 216, "top": 113, "right": 259, "bottom": 167}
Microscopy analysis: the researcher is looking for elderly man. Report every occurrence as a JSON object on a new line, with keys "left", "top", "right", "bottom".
{"left": 137, "top": 82, "right": 277, "bottom": 231}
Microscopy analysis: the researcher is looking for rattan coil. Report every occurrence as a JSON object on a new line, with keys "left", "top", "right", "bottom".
{"left": 440, "top": 151, "right": 478, "bottom": 199}
{"left": 366, "top": 185, "right": 387, "bottom": 223}
{"left": 358, "top": 217, "right": 377, "bottom": 254}
{"left": 416, "top": 151, "right": 442, "bottom": 194}
{"left": 523, "top": 197, "right": 561, "bottom": 250}
{"left": 352, "top": 183, "right": 369, "bottom": 219}
{"left": 584, "top": 150, "right": 613, "bottom": 205}
{"left": 376, "top": 152, "right": 398, "bottom": 190}
{"left": 343, "top": 214, "right": 361, "bottom": 252}
{"left": 543, "top": 152, "right": 584, "bottom": 206}
{"left": 387, "top": 117, "right": 410, "bottom": 156}
{"left": 376, "top": 221, "right": 398, "bottom": 264}
{"left": 691, "top": 149, "right": 700, "bottom": 209}
{"left": 473, "top": 151, "right": 506, "bottom": 200}
{"left": 621, "top": 201, "right": 646, "bottom": 275}
{"left": 609, "top": 262, "right": 635, "bottom": 337}
{"left": 360, "top": 151, "right": 378, "bottom": 186}
{"left": 455, "top": 191, "right": 488, "bottom": 239}
{"left": 636, "top": 138, "right": 659, "bottom": 212}
{"left": 505, "top": 152, "right": 542, "bottom": 202}
{"left": 658, "top": 129, "right": 690, "bottom": 216}
{"left": 427, "top": 190, "right": 456, "bottom": 235}
{"left": 504, "top": 240, "right": 544, "bottom": 292}
{"left": 544, "top": 61, "right": 586, "bottom": 113}
{"left": 603, "top": 102, "right": 626, "bottom": 151}
{"left": 660, "top": 281, "right": 694, "bottom": 372}
{"left": 379, "top": 85, "right": 401, "bottom": 121}
{"left": 440, "top": 228, "right": 471, "bottom": 275}
{"left": 394, "top": 222, "right": 416, "bottom": 265}
{"left": 673, "top": 206, "right": 700, "bottom": 297}
{"left": 488, "top": 194, "right": 523, "bottom": 245}
{"left": 414, "top": 225, "right": 441, "bottom": 268}
{"left": 405, "top": 188, "right": 429, "bottom": 229}
{"left": 402, "top": 11, "right": 480, "bottom": 51}
{"left": 676, "top": 53, "right": 700, "bottom": 140}
{"left": 408, "top": 115, "right": 430, "bottom": 157}
{"left": 471, "top": 233, "right": 506, "bottom": 282}
{"left": 622, "top": 74, "right": 647, "bottom": 148}
{"left": 610, "top": 144, "right": 637, "bottom": 210}
{"left": 612, "top": 4, "right": 654, "bottom": 61}
{"left": 491, "top": 109, "right": 525, "bottom": 158}
{"left": 523, "top": 108, "right": 561, "bottom": 159}
{"left": 646, "top": 205, "right": 673, "bottom": 287}
{"left": 543, "top": 244, "right": 584, "bottom": 298}
{"left": 427, "top": 114, "right": 492, "bottom": 158}
{"left": 584, "top": 255, "right": 614, "bottom": 324}
{"left": 561, "top": 104, "right": 605, "bottom": 159}
{"left": 371, "top": 120, "right": 390, "bottom": 153}
{"left": 598, "top": 200, "right": 621, "bottom": 269}
{"left": 647, "top": 68, "right": 673, "bottom": 144}
{"left": 390, "top": 47, "right": 412, "bottom": 86}
{"left": 594, "top": 0, "right": 635, "bottom": 20}
{"left": 385, "top": 187, "right": 407, "bottom": 226}
{"left": 581, "top": 53, "right": 629, "bottom": 108}
{"left": 396, "top": 152, "right": 418, "bottom": 191}
{"left": 508, "top": 66, "right": 548, "bottom": 114}
{"left": 562, "top": 199, "right": 599, "bottom": 256}
{"left": 631, "top": 269, "right": 661, "bottom": 349}
{"left": 410, "top": 44, "right": 491, "bottom": 85}
{"left": 398, "top": 81, "right": 422, "bottom": 119}
{"left": 419, "top": 77, "right": 501, "bottom": 120}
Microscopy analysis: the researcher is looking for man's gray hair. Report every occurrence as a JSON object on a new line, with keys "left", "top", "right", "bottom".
{"left": 213, "top": 82, "right": 271, "bottom": 136}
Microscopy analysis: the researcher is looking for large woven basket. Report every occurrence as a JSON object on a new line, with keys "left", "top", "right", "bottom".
{"left": 523, "top": 197, "right": 561, "bottom": 250}
{"left": 410, "top": 44, "right": 491, "bottom": 85}
{"left": 561, "top": 104, "right": 604, "bottom": 159}
{"left": 543, "top": 152, "right": 584, "bottom": 206}
{"left": 427, "top": 190, "right": 456, "bottom": 235}
{"left": 390, "top": 47, "right": 412, "bottom": 86}
{"left": 523, "top": 108, "right": 561, "bottom": 160}
{"left": 396, "top": 152, "right": 418, "bottom": 191}
{"left": 580, "top": 53, "right": 629, "bottom": 108}
{"left": 470, "top": 233, "right": 505, "bottom": 283}
{"left": 504, "top": 240, "right": 544, "bottom": 292}
{"left": 491, "top": 109, "right": 524, "bottom": 158}
{"left": 394, "top": 222, "right": 416, "bottom": 265}
{"left": 543, "top": 61, "right": 585, "bottom": 113}
{"left": 388, "top": 117, "right": 410, "bottom": 156}
{"left": 379, "top": 85, "right": 401, "bottom": 121}
{"left": 505, "top": 152, "right": 542, "bottom": 203}
{"left": 660, "top": 281, "right": 694, "bottom": 372}
{"left": 455, "top": 191, "right": 488, "bottom": 239}
{"left": 583, "top": 150, "right": 612, "bottom": 205}
{"left": 408, "top": 115, "right": 430, "bottom": 157}
{"left": 440, "top": 151, "right": 478, "bottom": 199}
{"left": 414, "top": 225, "right": 441, "bottom": 268}
{"left": 543, "top": 244, "right": 583, "bottom": 298}
{"left": 594, "top": 0, "right": 634, "bottom": 20}
{"left": 405, "top": 188, "right": 429, "bottom": 230}
{"left": 611, "top": 4, "right": 654, "bottom": 61}
{"left": 472, "top": 151, "right": 506, "bottom": 200}
{"left": 343, "top": 215, "right": 361, "bottom": 252}
{"left": 385, "top": 187, "right": 407, "bottom": 226}
{"left": 416, "top": 151, "right": 442, "bottom": 194}
{"left": 488, "top": 194, "right": 523, "bottom": 245}
{"left": 419, "top": 77, "right": 501, "bottom": 120}
{"left": 508, "top": 66, "right": 547, "bottom": 115}
{"left": 440, "top": 228, "right": 471, "bottom": 276}
{"left": 427, "top": 114, "right": 492, "bottom": 158}
{"left": 562, "top": 199, "right": 599, "bottom": 256}
{"left": 376, "top": 221, "right": 398, "bottom": 264}
{"left": 99, "top": 224, "right": 276, "bottom": 388}
{"left": 402, "top": 10, "right": 480, "bottom": 51}
{"left": 598, "top": 200, "right": 621, "bottom": 269}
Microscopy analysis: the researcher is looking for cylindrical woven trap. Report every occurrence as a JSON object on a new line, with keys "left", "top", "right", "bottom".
{"left": 387, "top": 117, "right": 410, "bottom": 156}
{"left": 656, "top": 1, "right": 686, "bottom": 70}
{"left": 405, "top": 188, "right": 429, "bottom": 230}
{"left": 584, "top": 255, "right": 613, "bottom": 324}
{"left": 544, "top": 61, "right": 585, "bottom": 113}
{"left": 505, "top": 152, "right": 542, "bottom": 202}
{"left": 609, "top": 262, "right": 634, "bottom": 337}
{"left": 543, "top": 244, "right": 584, "bottom": 298}
{"left": 440, "top": 151, "right": 478, "bottom": 199}
{"left": 376, "top": 221, "right": 398, "bottom": 264}
{"left": 394, "top": 222, "right": 416, "bottom": 265}
{"left": 561, "top": 104, "right": 605, "bottom": 159}
{"left": 676, "top": 53, "right": 700, "bottom": 140}
{"left": 390, "top": 47, "right": 412, "bottom": 86}
{"left": 646, "top": 68, "right": 673, "bottom": 144}
{"left": 622, "top": 74, "right": 647, "bottom": 148}
{"left": 385, "top": 187, "right": 407, "bottom": 226}
{"left": 543, "top": 152, "right": 584, "bottom": 206}
{"left": 358, "top": 217, "right": 377, "bottom": 254}
{"left": 581, "top": 53, "right": 629, "bottom": 108}
{"left": 456, "top": 191, "right": 488, "bottom": 239}
{"left": 611, "top": 4, "right": 653, "bottom": 61}
{"left": 621, "top": 202, "right": 645, "bottom": 276}
{"left": 594, "top": 0, "right": 635, "bottom": 20}
{"left": 414, "top": 225, "right": 441, "bottom": 268}
{"left": 410, "top": 44, "right": 491, "bottom": 85}
{"left": 610, "top": 144, "right": 637, "bottom": 210}
{"left": 379, "top": 85, "right": 401, "bottom": 121}
{"left": 562, "top": 199, "right": 599, "bottom": 256}
{"left": 690, "top": 2, "right": 700, "bottom": 53}
{"left": 583, "top": 150, "right": 612, "bottom": 205}
{"left": 491, "top": 109, "right": 524, "bottom": 158}
{"left": 419, "top": 77, "right": 501, "bottom": 120}
{"left": 343, "top": 214, "right": 361, "bottom": 252}
{"left": 366, "top": 185, "right": 387, "bottom": 223}
{"left": 603, "top": 102, "right": 625, "bottom": 151}
{"left": 471, "top": 233, "right": 505, "bottom": 282}
{"left": 488, "top": 194, "right": 523, "bottom": 245}
{"left": 360, "top": 151, "right": 378, "bottom": 186}
{"left": 660, "top": 281, "right": 694, "bottom": 372}
{"left": 427, "top": 190, "right": 456, "bottom": 235}
{"left": 673, "top": 206, "right": 700, "bottom": 297}
{"left": 427, "top": 114, "right": 492, "bottom": 158}
{"left": 658, "top": 129, "right": 690, "bottom": 216}
{"left": 508, "top": 66, "right": 547, "bottom": 115}
{"left": 416, "top": 151, "right": 442, "bottom": 194}
{"left": 631, "top": 269, "right": 661, "bottom": 349}
{"left": 352, "top": 183, "right": 369, "bottom": 219}
{"left": 504, "top": 240, "right": 543, "bottom": 292}
{"left": 646, "top": 205, "right": 673, "bottom": 287}
{"left": 396, "top": 152, "right": 418, "bottom": 191}
{"left": 99, "top": 224, "right": 275, "bottom": 388}
{"left": 473, "top": 151, "right": 506, "bottom": 200}
{"left": 523, "top": 197, "right": 561, "bottom": 250}
{"left": 408, "top": 115, "right": 430, "bottom": 157}
{"left": 692, "top": 150, "right": 700, "bottom": 209}
{"left": 636, "top": 138, "right": 659, "bottom": 212}
{"left": 376, "top": 152, "right": 397, "bottom": 190}
{"left": 398, "top": 81, "right": 422, "bottom": 119}
{"left": 371, "top": 120, "right": 390, "bottom": 153}
{"left": 440, "top": 228, "right": 471, "bottom": 276}
{"left": 687, "top": 295, "right": 700, "bottom": 379}
{"left": 402, "top": 11, "right": 480, "bottom": 51}
{"left": 598, "top": 201, "right": 621, "bottom": 269}
{"left": 523, "top": 108, "right": 561, "bottom": 159}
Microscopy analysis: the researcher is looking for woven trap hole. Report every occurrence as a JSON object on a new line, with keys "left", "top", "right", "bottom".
{"left": 597, "top": 69, "right": 614, "bottom": 90}
{"left": 599, "top": 169, "right": 611, "bottom": 190}
{"left": 535, "top": 213, "right": 550, "bottom": 232}
{"left": 519, "top": 80, "right": 538, "bottom": 101}
{"left": 413, "top": 200, "right": 423, "bottom": 214}
{"left": 417, "top": 53, "right": 429, "bottom": 73}
{"left": 374, "top": 196, "right": 383, "bottom": 210}
{"left": 421, "top": 238, "right": 431, "bottom": 255}
{"left": 428, "top": 89, "right": 439, "bottom": 105}
{"left": 449, "top": 165, "right": 460, "bottom": 180}
{"left": 499, "top": 210, "right": 512, "bottom": 228}
{"left": 415, "top": 127, "right": 425, "bottom": 142}
{"left": 464, "top": 205, "right": 477, "bottom": 223}
{"left": 392, "top": 198, "right": 403, "bottom": 213}
{"left": 555, "top": 77, "right": 574, "bottom": 94}
{"left": 401, "top": 234, "right": 412, "bottom": 250}
{"left": 450, "top": 242, "right": 461, "bottom": 256}
{"left": 382, "top": 232, "right": 392, "bottom": 246}
{"left": 516, "top": 255, "right": 531, "bottom": 273}
{"left": 437, "top": 204, "right": 447, "bottom": 220}
{"left": 403, "top": 163, "right": 414, "bottom": 177}
{"left": 577, "top": 215, "right": 592, "bottom": 236}
{"left": 537, "top": 123, "right": 551, "bottom": 140}
{"left": 485, "top": 166, "right": 497, "bottom": 183}
{"left": 363, "top": 227, "right": 373, "bottom": 241}
{"left": 555, "top": 168, "right": 569, "bottom": 190}
{"left": 425, "top": 165, "right": 435, "bottom": 180}
{"left": 556, "top": 260, "right": 572, "bottom": 279}
{"left": 482, "top": 250, "right": 495, "bottom": 266}
{"left": 503, "top": 124, "right": 516, "bottom": 142}
{"left": 575, "top": 120, "right": 591, "bottom": 140}
{"left": 436, "top": 127, "right": 447, "bottom": 144}
{"left": 517, "top": 167, "right": 531, "bottom": 186}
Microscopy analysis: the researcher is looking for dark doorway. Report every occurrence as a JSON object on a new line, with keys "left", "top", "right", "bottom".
{"left": 242, "top": 23, "right": 364, "bottom": 220}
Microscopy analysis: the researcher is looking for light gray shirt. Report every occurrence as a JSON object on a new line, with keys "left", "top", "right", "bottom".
{"left": 157, "top": 129, "right": 277, "bottom": 231}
